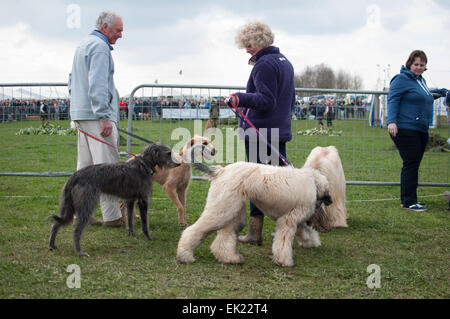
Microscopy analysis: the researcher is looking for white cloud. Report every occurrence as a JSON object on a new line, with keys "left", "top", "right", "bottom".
{"left": 113, "top": 7, "right": 252, "bottom": 93}
{"left": 0, "top": 0, "right": 449, "bottom": 98}
{"left": 275, "top": 1, "right": 450, "bottom": 90}
{"left": 0, "top": 23, "right": 75, "bottom": 83}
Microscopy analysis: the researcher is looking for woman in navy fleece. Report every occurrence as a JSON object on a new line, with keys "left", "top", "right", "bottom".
{"left": 387, "top": 50, "right": 447, "bottom": 212}
{"left": 226, "top": 21, "right": 295, "bottom": 245}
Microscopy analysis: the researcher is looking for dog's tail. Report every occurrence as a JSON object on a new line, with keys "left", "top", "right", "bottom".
{"left": 190, "top": 144, "right": 219, "bottom": 178}
{"left": 47, "top": 182, "right": 75, "bottom": 225}
{"left": 192, "top": 162, "right": 219, "bottom": 178}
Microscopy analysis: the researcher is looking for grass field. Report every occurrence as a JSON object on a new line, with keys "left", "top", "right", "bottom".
{"left": 0, "top": 118, "right": 449, "bottom": 299}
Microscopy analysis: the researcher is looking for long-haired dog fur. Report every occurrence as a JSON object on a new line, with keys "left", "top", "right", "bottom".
{"left": 120, "top": 135, "right": 216, "bottom": 228}
{"left": 176, "top": 160, "right": 332, "bottom": 267}
{"left": 303, "top": 146, "right": 348, "bottom": 233}
{"left": 48, "top": 143, "right": 180, "bottom": 257}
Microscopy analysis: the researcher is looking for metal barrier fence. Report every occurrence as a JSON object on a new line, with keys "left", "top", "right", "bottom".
{"left": 1, "top": 83, "right": 449, "bottom": 187}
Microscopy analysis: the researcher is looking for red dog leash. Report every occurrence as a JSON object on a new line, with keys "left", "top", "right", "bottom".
{"left": 78, "top": 128, "right": 137, "bottom": 157}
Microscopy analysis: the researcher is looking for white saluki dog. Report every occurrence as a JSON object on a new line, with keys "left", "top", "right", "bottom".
{"left": 176, "top": 160, "right": 332, "bottom": 267}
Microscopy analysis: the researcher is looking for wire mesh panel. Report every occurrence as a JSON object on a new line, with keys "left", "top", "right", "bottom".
{"left": 125, "top": 84, "right": 247, "bottom": 158}
{"left": 0, "top": 83, "right": 448, "bottom": 186}
{"left": 126, "top": 85, "right": 449, "bottom": 186}
{"left": 0, "top": 83, "right": 74, "bottom": 176}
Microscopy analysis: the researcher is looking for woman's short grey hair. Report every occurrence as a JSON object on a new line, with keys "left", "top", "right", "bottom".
{"left": 96, "top": 12, "right": 120, "bottom": 30}
{"left": 235, "top": 21, "right": 274, "bottom": 49}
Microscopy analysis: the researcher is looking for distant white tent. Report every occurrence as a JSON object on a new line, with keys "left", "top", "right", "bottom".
{"left": 0, "top": 93, "right": 12, "bottom": 100}
{"left": 12, "top": 88, "right": 46, "bottom": 100}
{"left": 0, "top": 87, "right": 69, "bottom": 100}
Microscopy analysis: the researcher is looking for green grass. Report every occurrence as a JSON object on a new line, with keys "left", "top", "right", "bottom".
{"left": 1, "top": 117, "right": 448, "bottom": 183}
{"left": 0, "top": 118, "right": 449, "bottom": 299}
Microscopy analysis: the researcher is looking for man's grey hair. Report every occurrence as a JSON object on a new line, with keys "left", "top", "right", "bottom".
{"left": 96, "top": 12, "right": 120, "bottom": 30}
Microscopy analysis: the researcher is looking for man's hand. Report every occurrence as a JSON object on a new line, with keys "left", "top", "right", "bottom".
{"left": 100, "top": 120, "right": 113, "bottom": 137}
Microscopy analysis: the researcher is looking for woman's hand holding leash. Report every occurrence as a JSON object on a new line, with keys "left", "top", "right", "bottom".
{"left": 225, "top": 94, "right": 239, "bottom": 107}
{"left": 224, "top": 92, "right": 291, "bottom": 166}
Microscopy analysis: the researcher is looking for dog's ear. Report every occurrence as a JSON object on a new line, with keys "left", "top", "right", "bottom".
{"left": 141, "top": 144, "right": 161, "bottom": 168}
{"left": 148, "top": 143, "right": 179, "bottom": 169}
{"left": 190, "top": 138, "right": 195, "bottom": 147}
{"left": 134, "top": 156, "right": 154, "bottom": 175}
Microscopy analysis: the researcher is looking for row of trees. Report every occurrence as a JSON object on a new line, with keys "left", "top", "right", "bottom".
{"left": 294, "top": 63, "right": 363, "bottom": 96}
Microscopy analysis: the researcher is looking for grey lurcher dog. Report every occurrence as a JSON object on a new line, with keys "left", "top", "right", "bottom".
{"left": 48, "top": 143, "right": 180, "bottom": 257}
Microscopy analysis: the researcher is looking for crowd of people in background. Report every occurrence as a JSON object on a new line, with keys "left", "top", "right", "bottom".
{"left": 292, "top": 96, "right": 369, "bottom": 125}
{"left": 125, "top": 97, "right": 226, "bottom": 120}
{"left": 0, "top": 99, "right": 70, "bottom": 122}
{"left": 127, "top": 95, "right": 371, "bottom": 122}
{"left": 0, "top": 95, "right": 371, "bottom": 123}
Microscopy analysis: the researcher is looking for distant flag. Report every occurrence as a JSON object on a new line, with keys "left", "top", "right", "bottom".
{"left": 179, "top": 70, "right": 183, "bottom": 75}
{"left": 154, "top": 79, "right": 158, "bottom": 84}
{"left": 379, "top": 102, "right": 384, "bottom": 128}
{"left": 369, "top": 95, "right": 375, "bottom": 127}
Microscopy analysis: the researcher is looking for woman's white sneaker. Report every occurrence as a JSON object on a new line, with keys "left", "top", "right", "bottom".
{"left": 402, "top": 203, "right": 427, "bottom": 212}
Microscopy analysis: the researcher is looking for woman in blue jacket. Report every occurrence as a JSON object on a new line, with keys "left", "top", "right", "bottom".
{"left": 387, "top": 50, "right": 447, "bottom": 212}
{"left": 226, "top": 21, "right": 295, "bottom": 245}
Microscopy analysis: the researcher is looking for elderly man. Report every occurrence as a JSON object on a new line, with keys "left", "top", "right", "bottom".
{"left": 69, "top": 12, "right": 124, "bottom": 227}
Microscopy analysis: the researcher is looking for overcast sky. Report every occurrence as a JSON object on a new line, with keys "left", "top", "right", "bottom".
{"left": 1, "top": 0, "right": 449, "bottom": 96}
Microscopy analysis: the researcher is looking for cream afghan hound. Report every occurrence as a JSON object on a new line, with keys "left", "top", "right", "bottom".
{"left": 302, "top": 146, "right": 347, "bottom": 233}
{"left": 176, "top": 161, "right": 332, "bottom": 267}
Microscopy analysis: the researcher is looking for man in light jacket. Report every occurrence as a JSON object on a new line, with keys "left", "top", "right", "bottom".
{"left": 69, "top": 12, "right": 124, "bottom": 227}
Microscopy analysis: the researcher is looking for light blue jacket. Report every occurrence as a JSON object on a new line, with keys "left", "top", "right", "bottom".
{"left": 69, "top": 31, "right": 118, "bottom": 123}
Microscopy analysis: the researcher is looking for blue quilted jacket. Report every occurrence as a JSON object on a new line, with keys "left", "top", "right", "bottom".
{"left": 236, "top": 46, "right": 295, "bottom": 142}
{"left": 387, "top": 66, "right": 446, "bottom": 132}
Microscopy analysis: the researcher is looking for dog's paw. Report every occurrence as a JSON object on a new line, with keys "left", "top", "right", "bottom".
{"left": 176, "top": 252, "right": 195, "bottom": 264}
{"left": 128, "top": 230, "right": 135, "bottom": 237}
{"left": 78, "top": 251, "right": 90, "bottom": 258}
{"left": 298, "top": 240, "right": 321, "bottom": 249}
{"left": 179, "top": 222, "right": 189, "bottom": 229}
{"left": 48, "top": 245, "right": 58, "bottom": 251}
{"left": 273, "top": 256, "right": 295, "bottom": 267}
{"left": 144, "top": 234, "right": 156, "bottom": 241}
{"left": 220, "top": 254, "right": 245, "bottom": 265}
{"left": 297, "top": 234, "right": 321, "bottom": 248}
{"left": 297, "top": 227, "right": 321, "bottom": 248}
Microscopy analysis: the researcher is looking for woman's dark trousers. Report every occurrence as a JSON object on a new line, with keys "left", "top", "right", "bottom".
{"left": 391, "top": 129, "right": 428, "bottom": 207}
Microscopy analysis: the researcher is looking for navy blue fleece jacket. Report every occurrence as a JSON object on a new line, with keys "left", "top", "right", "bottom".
{"left": 387, "top": 66, "right": 447, "bottom": 133}
{"left": 236, "top": 46, "right": 295, "bottom": 142}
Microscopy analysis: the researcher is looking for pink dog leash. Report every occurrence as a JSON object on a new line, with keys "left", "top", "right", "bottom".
{"left": 78, "top": 128, "right": 137, "bottom": 157}
{"left": 226, "top": 94, "right": 291, "bottom": 166}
